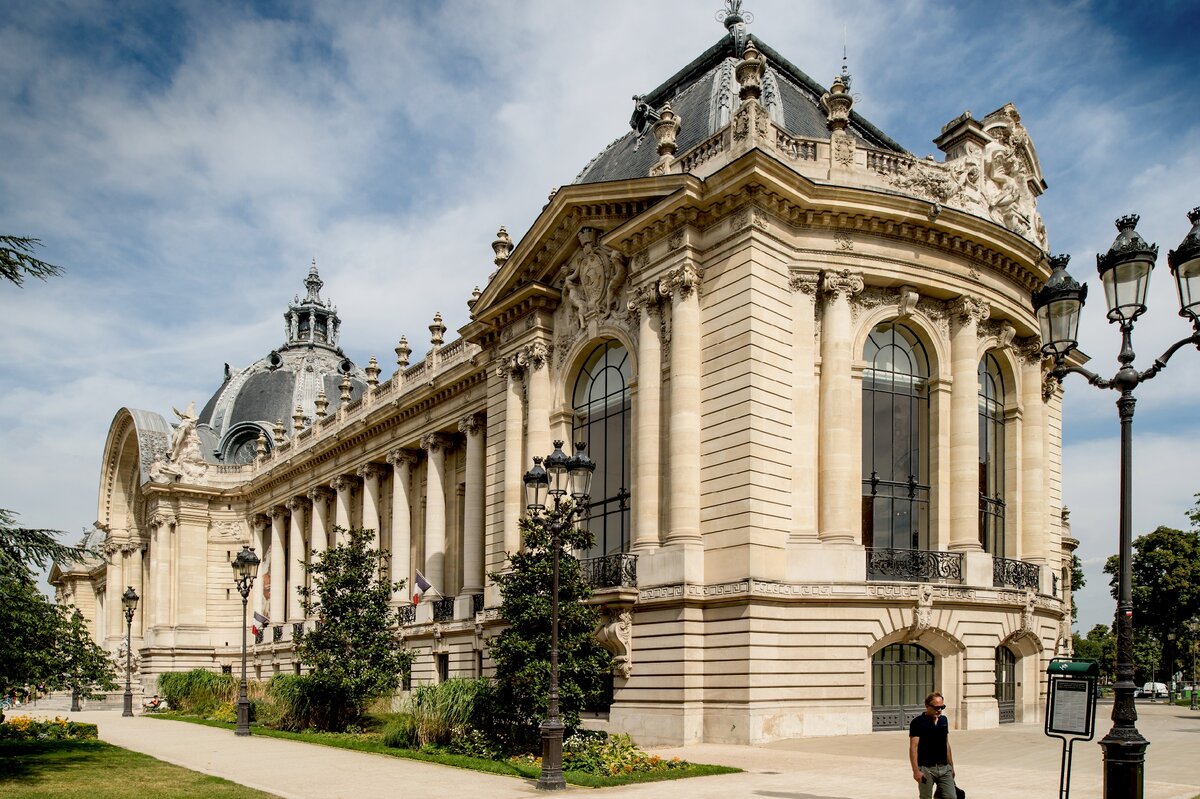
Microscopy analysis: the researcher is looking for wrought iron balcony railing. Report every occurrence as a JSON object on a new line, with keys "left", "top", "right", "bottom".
{"left": 993, "top": 556, "right": 1040, "bottom": 590}
{"left": 272, "top": 624, "right": 283, "bottom": 643}
{"left": 580, "top": 553, "right": 638, "bottom": 589}
{"left": 865, "top": 548, "right": 964, "bottom": 583}
{"left": 397, "top": 604, "right": 416, "bottom": 626}
{"left": 254, "top": 628, "right": 264, "bottom": 645}
{"left": 472, "top": 594, "right": 484, "bottom": 616}
{"left": 292, "top": 622, "right": 304, "bottom": 640}
{"left": 432, "top": 597, "right": 456, "bottom": 622}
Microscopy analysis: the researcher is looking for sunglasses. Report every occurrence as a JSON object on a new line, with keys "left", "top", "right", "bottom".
{"left": 928, "top": 705, "right": 947, "bottom": 711}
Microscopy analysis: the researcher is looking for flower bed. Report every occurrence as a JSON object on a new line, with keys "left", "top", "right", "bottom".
{"left": 0, "top": 715, "right": 99, "bottom": 741}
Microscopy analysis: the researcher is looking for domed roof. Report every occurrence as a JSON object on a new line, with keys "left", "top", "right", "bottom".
{"left": 197, "top": 262, "right": 367, "bottom": 463}
{"left": 574, "top": 14, "right": 905, "bottom": 185}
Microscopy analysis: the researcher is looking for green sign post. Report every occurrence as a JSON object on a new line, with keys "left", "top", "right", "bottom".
{"left": 1045, "top": 658, "right": 1100, "bottom": 799}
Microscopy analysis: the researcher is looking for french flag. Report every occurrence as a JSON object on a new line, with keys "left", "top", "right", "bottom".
{"left": 413, "top": 570, "right": 433, "bottom": 604}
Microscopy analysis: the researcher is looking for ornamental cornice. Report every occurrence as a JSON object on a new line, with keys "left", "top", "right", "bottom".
{"left": 950, "top": 294, "right": 991, "bottom": 326}
{"left": 457, "top": 412, "right": 485, "bottom": 437}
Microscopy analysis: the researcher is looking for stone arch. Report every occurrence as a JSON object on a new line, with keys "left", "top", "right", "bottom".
{"left": 867, "top": 615, "right": 967, "bottom": 727}
{"left": 97, "top": 408, "right": 169, "bottom": 532}
{"left": 853, "top": 302, "right": 949, "bottom": 383}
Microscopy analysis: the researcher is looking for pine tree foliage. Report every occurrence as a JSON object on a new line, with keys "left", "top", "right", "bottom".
{"left": 486, "top": 502, "right": 613, "bottom": 746}
{"left": 0, "top": 236, "right": 63, "bottom": 286}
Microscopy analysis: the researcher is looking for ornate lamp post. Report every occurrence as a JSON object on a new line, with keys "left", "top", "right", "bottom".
{"left": 70, "top": 609, "right": 84, "bottom": 713}
{"left": 231, "top": 545, "right": 261, "bottom": 737}
{"left": 120, "top": 586, "right": 139, "bottom": 717}
{"left": 1032, "top": 209, "right": 1200, "bottom": 799}
{"left": 523, "top": 440, "right": 594, "bottom": 791}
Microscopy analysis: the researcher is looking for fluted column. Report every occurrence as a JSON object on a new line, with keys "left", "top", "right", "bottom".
{"left": 630, "top": 285, "right": 662, "bottom": 552}
{"left": 386, "top": 448, "right": 419, "bottom": 602}
{"left": 790, "top": 268, "right": 821, "bottom": 543}
{"left": 358, "top": 463, "right": 385, "bottom": 549}
{"left": 251, "top": 515, "right": 268, "bottom": 621}
{"left": 269, "top": 507, "right": 288, "bottom": 626}
{"left": 662, "top": 262, "right": 703, "bottom": 547}
{"left": 306, "top": 487, "right": 333, "bottom": 561}
{"left": 500, "top": 359, "right": 525, "bottom": 556}
{"left": 949, "top": 295, "right": 989, "bottom": 552}
{"left": 459, "top": 414, "right": 486, "bottom": 594}
{"left": 1018, "top": 339, "right": 1047, "bottom": 564}
{"left": 421, "top": 432, "right": 450, "bottom": 592}
{"left": 331, "top": 475, "right": 357, "bottom": 536}
{"left": 522, "top": 343, "right": 552, "bottom": 464}
{"left": 285, "top": 497, "right": 309, "bottom": 622}
{"left": 818, "top": 269, "right": 864, "bottom": 544}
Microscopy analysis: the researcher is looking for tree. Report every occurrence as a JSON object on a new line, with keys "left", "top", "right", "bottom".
{"left": 296, "top": 527, "right": 412, "bottom": 730}
{"left": 1, "top": 508, "right": 93, "bottom": 582}
{"left": 0, "top": 236, "right": 62, "bottom": 286}
{"left": 1104, "top": 524, "right": 1200, "bottom": 681}
{"left": 1069, "top": 553, "right": 1086, "bottom": 622}
{"left": 1072, "top": 623, "right": 1115, "bottom": 684}
{"left": 485, "top": 501, "right": 614, "bottom": 749}
{"left": 59, "top": 609, "right": 119, "bottom": 703}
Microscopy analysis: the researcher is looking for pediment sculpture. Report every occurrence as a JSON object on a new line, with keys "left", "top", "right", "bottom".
{"left": 561, "top": 228, "right": 628, "bottom": 331}
{"left": 149, "top": 401, "right": 209, "bottom": 483}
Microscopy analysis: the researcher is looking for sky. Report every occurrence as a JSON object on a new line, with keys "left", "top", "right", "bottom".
{"left": 1, "top": 0, "right": 1198, "bottom": 634}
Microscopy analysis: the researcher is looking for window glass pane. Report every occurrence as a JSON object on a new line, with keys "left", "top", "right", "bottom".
{"left": 573, "top": 340, "right": 631, "bottom": 557}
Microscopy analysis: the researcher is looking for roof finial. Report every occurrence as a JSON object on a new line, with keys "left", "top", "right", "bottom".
{"left": 718, "top": 0, "right": 753, "bottom": 29}
{"left": 304, "top": 258, "right": 324, "bottom": 302}
{"left": 840, "top": 25, "right": 852, "bottom": 89}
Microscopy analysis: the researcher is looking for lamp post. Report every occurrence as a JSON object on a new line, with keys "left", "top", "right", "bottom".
{"left": 1031, "top": 208, "right": 1200, "bottom": 799}
{"left": 522, "top": 440, "right": 594, "bottom": 792}
{"left": 120, "top": 586, "right": 138, "bottom": 717}
{"left": 231, "top": 545, "right": 261, "bottom": 737}
{"left": 70, "top": 609, "right": 84, "bottom": 713}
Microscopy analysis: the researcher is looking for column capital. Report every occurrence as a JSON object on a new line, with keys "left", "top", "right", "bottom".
{"left": 306, "top": 486, "right": 334, "bottom": 504}
{"left": 420, "top": 432, "right": 452, "bottom": 453}
{"left": 269, "top": 505, "right": 289, "bottom": 520}
{"left": 330, "top": 474, "right": 359, "bottom": 493}
{"left": 660, "top": 262, "right": 703, "bottom": 300}
{"left": 788, "top": 267, "right": 821, "bottom": 295}
{"left": 386, "top": 448, "right": 421, "bottom": 468}
{"left": 356, "top": 462, "right": 387, "bottom": 482}
{"left": 148, "top": 511, "right": 177, "bottom": 530}
{"left": 495, "top": 354, "right": 524, "bottom": 381}
{"left": 820, "top": 268, "right": 864, "bottom": 301}
{"left": 627, "top": 283, "right": 663, "bottom": 318}
{"left": 285, "top": 496, "right": 311, "bottom": 513}
{"left": 253, "top": 512, "right": 271, "bottom": 528}
{"left": 458, "top": 412, "right": 486, "bottom": 437}
{"left": 1014, "top": 335, "right": 1045, "bottom": 366}
{"left": 950, "top": 294, "right": 990, "bottom": 326}
{"left": 517, "top": 342, "right": 549, "bottom": 371}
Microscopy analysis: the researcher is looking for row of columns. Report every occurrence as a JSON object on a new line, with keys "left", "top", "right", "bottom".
{"left": 252, "top": 413, "right": 487, "bottom": 627}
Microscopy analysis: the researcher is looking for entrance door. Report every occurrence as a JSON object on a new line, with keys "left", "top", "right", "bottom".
{"left": 872, "top": 643, "right": 935, "bottom": 731}
{"left": 995, "top": 646, "right": 1016, "bottom": 723}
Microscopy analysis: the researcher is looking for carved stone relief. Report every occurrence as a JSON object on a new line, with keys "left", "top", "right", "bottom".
{"left": 559, "top": 228, "right": 630, "bottom": 334}
{"left": 595, "top": 609, "right": 633, "bottom": 679}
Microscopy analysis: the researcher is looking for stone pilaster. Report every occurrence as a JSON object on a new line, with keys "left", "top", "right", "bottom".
{"left": 421, "top": 432, "right": 450, "bottom": 593}
{"left": 386, "top": 449, "right": 419, "bottom": 603}
{"left": 500, "top": 358, "right": 525, "bottom": 556}
{"left": 818, "top": 269, "right": 864, "bottom": 545}
{"left": 268, "top": 506, "right": 288, "bottom": 626}
{"left": 661, "top": 262, "right": 703, "bottom": 554}
{"left": 149, "top": 512, "right": 176, "bottom": 631}
{"left": 1017, "top": 338, "right": 1047, "bottom": 566}
{"left": 458, "top": 415, "right": 486, "bottom": 595}
{"left": 357, "top": 463, "right": 386, "bottom": 549}
{"left": 629, "top": 285, "right": 663, "bottom": 552}
{"left": 789, "top": 269, "right": 821, "bottom": 547}
{"left": 522, "top": 342, "right": 552, "bottom": 463}
{"left": 251, "top": 514, "right": 269, "bottom": 622}
{"left": 949, "top": 296, "right": 990, "bottom": 553}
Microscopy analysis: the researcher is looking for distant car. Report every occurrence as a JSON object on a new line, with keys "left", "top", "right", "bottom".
{"left": 1135, "top": 682, "right": 1167, "bottom": 699}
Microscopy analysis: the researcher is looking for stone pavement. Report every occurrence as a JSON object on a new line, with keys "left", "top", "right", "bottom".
{"left": 25, "top": 701, "right": 1200, "bottom": 799}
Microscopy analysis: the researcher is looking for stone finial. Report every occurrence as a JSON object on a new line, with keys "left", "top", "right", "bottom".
{"left": 652, "top": 102, "right": 681, "bottom": 157}
{"left": 272, "top": 419, "right": 285, "bottom": 441}
{"left": 468, "top": 286, "right": 482, "bottom": 312}
{"left": 736, "top": 39, "right": 764, "bottom": 101}
{"left": 429, "top": 312, "right": 446, "bottom": 348}
{"left": 492, "top": 227, "right": 513, "bottom": 268}
{"left": 822, "top": 70, "right": 854, "bottom": 133}
{"left": 314, "top": 390, "right": 329, "bottom": 419}
{"left": 339, "top": 374, "right": 353, "bottom": 403}
{"left": 255, "top": 431, "right": 267, "bottom": 460}
{"left": 365, "top": 356, "right": 380, "bottom": 387}
{"left": 292, "top": 405, "right": 306, "bottom": 431}
{"left": 395, "top": 335, "right": 411, "bottom": 369}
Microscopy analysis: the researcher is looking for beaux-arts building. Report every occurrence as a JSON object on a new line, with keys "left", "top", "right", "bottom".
{"left": 52, "top": 8, "right": 1077, "bottom": 744}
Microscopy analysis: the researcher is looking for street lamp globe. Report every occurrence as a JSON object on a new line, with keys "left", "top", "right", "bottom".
{"left": 567, "top": 441, "right": 595, "bottom": 501}
{"left": 1097, "top": 215, "right": 1158, "bottom": 326}
{"left": 544, "top": 440, "right": 571, "bottom": 497}
{"left": 1168, "top": 207, "right": 1200, "bottom": 328}
{"left": 1032, "top": 254, "right": 1087, "bottom": 359}
{"left": 121, "top": 585, "right": 139, "bottom": 619}
{"left": 523, "top": 457, "right": 549, "bottom": 512}
{"left": 231, "top": 545, "right": 260, "bottom": 596}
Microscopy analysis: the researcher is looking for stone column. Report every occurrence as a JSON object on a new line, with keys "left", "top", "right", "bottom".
{"left": 817, "top": 269, "right": 864, "bottom": 544}
{"left": 251, "top": 514, "right": 268, "bottom": 622}
{"left": 306, "top": 487, "right": 333, "bottom": 561}
{"left": 127, "top": 542, "right": 145, "bottom": 637}
{"left": 331, "top": 475, "right": 357, "bottom": 536}
{"left": 358, "top": 463, "right": 385, "bottom": 549}
{"left": 421, "top": 432, "right": 450, "bottom": 592}
{"left": 285, "top": 497, "right": 309, "bottom": 622}
{"left": 153, "top": 514, "right": 177, "bottom": 630}
{"left": 500, "top": 359, "right": 525, "bottom": 556}
{"left": 790, "top": 268, "right": 821, "bottom": 544}
{"left": 662, "top": 262, "right": 703, "bottom": 549}
{"left": 458, "top": 414, "right": 486, "bottom": 595}
{"left": 104, "top": 539, "right": 122, "bottom": 641}
{"left": 523, "top": 343, "right": 552, "bottom": 463}
{"left": 269, "top": 506, "right": 288, "bottom": 626}
{"left": 386, "top": 449, "right": 419, "bottom": 602}
{"left": 949, "top": 295, "right": 989, "bottom": 552}
{"left": 630, "top": 285, "right": 662, "bottom": 552}
{"left": 1018, "top": 339, "right": 1047, "bottom": 565}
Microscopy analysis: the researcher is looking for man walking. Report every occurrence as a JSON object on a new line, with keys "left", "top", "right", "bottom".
{"left": 909, "top": 691, "right": 958, "bottom": 798}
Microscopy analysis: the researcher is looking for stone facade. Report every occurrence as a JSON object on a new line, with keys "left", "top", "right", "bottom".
{"left": 52, "top": 14, "right": 1074, "bottom": 745}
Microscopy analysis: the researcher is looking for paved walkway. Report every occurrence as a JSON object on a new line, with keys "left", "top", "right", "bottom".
{"left": 24, "top": 701, "right": 1200, "bottom": 798}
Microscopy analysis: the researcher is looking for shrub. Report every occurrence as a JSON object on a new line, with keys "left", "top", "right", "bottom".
{"left": 562, "top": 731, "right": 688, "bottom": 776}
{"left": 0, "top": 716, "right": 99, "bottom": 741}
{"left": 379, "top": 713, "right": 418, "bottom": 748}
{"left": 410, "top": 678, "right": 490, "bottom": 747}
{"left": 266, "top": 673, "right": 353, "bottom": 732}
{"left": 158, "top": 669, "right": 236, "bottom": 716}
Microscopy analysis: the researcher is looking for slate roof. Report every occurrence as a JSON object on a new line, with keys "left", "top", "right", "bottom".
{"left": 574, "top": 33, "right": 906, "bottom": 185}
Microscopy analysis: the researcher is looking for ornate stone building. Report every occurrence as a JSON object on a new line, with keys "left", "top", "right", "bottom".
{"left": 53, "top": 7, "right": 1076, "bottom": 744}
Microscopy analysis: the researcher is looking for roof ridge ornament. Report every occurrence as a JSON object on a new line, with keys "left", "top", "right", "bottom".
{"left": 717, "top": 1, "right": 753, "bottom": 53}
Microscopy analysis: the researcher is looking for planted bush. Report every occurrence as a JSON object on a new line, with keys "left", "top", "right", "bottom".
{"left": 561, "top": 731, "right": 687, "bottom": 776}
{"left": 266, "top": 673, "right": 353, "bottom": 732}
{"left": 158, "top": 669, "right": 237, "bottom": 716}
{"left": 0, "top": 715, "right": 98, "bottom": 741}
{"left": 410, "top": 678, "right": 491, "bottom": 747}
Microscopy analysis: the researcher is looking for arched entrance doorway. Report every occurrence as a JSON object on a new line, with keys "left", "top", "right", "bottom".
{"left": 995, "top": 646, "right": 1017, "bottom": 723}
{"left": 872, "top": 643, "right": 935, "bottom": 730}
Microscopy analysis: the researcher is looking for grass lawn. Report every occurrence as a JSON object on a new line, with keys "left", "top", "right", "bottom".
{"left": 147, "top": 713, "right": 739, "bottom": 787}
{"left": 0, "top": 739, "right": 278, "bottom": 799}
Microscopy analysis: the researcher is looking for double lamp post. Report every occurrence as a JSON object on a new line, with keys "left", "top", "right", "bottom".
{"left": 120, "top": 586, "right": 138, "bottom": 717}
{"left": 231, "top": 545, "right": 261, "bottom": 736}
{"left": 523, "top": 440, "right": 595, "bottom": 792}
{"left": 1031, "top": 207, "right": 1200, "bottom": 799}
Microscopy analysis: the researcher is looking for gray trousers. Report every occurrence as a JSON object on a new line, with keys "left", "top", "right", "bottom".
{"left": 918, "top": 764, "right": 957, "bottom": 799}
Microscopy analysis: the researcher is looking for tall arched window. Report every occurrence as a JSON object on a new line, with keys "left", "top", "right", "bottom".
{"left": 978, "top": 353, "right": 1006, "bottom": 555}
{"left": 862, "top": 322, "right": 931, "bottom": 550}
{"left": 572, "top": 340, "right": 631, "bottom": 557}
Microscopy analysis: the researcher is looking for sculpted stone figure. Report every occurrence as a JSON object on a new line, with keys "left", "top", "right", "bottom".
{"left": 150, "top": 401, "right": 208, "bottom": 482}
{"left": 562, "top": 228, "right": 628, "bottom": 330}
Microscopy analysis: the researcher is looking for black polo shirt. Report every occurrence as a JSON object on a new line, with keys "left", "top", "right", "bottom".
{"left": 909, "top": 712, "right": 950, "bottom": 766}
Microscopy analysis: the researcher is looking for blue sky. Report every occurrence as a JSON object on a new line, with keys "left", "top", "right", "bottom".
{"left": 1, "top": 0, "right": 1198, "bottom": 633}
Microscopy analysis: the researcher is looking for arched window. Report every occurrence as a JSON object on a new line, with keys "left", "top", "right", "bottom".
{"left": 572, "top": 340, "right": 631, "bottom": 558}
{"left": 978, "top": 353, "right": 1006, "bottom": 555}
{"left": 872, "top": 643, "right": 935, "bottom": 730}
{"left": 862, "top": 322, "right": 931, "bottom": 551}
{"left": 995, "top": 645, "right": 1017, "bottom": 723}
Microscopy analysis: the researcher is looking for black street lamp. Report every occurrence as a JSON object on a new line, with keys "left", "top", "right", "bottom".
{"left": 1032, "top": 209, "right": 1200, "bottom": 799}
{"left": 120, "top": 586, "right": 138, "bottom": 717}
{"left": 231, "top": 546, "right": 261, "bottom": 737}
{"left": 70, "top": 609, "right": 83, "bottom": 713}
{"left": 523, "top": 440, "right": 594, "bottom": 791}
